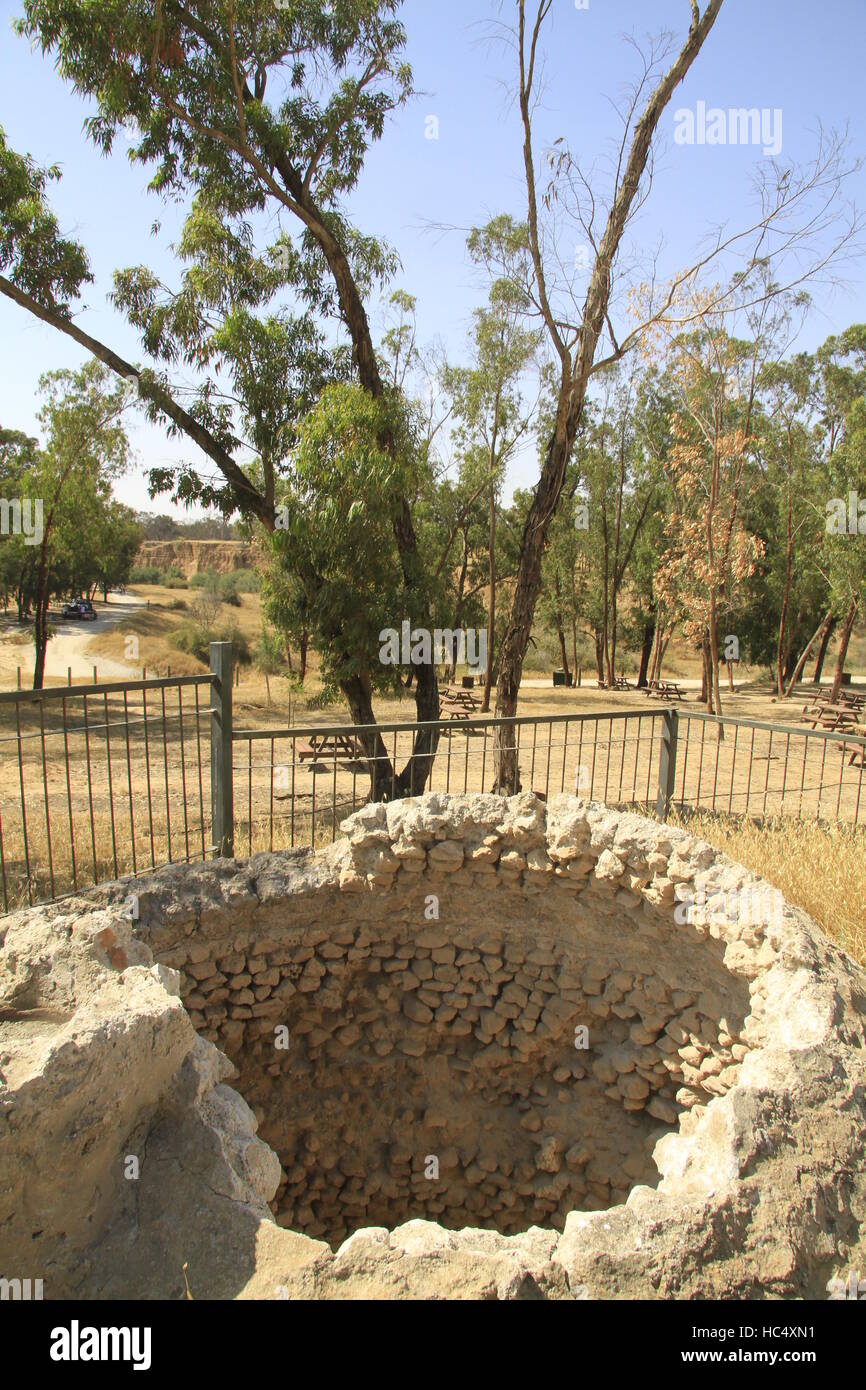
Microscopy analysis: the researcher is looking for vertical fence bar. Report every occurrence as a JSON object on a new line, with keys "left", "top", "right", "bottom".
{"left": 177, "top": 686, "right": 190, "bottom": 863}
{"left": 15, "top": 698, "right": 32, "bottom": 902}
{"left": 38, "top": 698, "right": 55, "bottom": 901}
{"left": 142, "top": 685, "right": 156, "bottom": 868}
{"left": 104, "top": 690, "right": 119, "bottom": 880}
{"left": 0, "top": 799, "right": 7, "bottom": 914}
{"left": 210, "top": 643, "right": 234, "bottom": 858}
{"left": 123, "top": 690, "right": 137, "bottom": 877}
{"left": 194, "top": 683, "right": 206, "bottom": 862}
{"left": 270, "top": 736, "right": 276, "bottom": 853}
{"left": 82, "top": 694, "right": 98, "bottom": 884}
{"left": 160, "top": 686, "right": 173, "bottom": 864}
{"left": 656, "top": 707, "right": 679, "bottom": 822}
{"left": 61, "top": 693, "right": 78, "bottom": 890}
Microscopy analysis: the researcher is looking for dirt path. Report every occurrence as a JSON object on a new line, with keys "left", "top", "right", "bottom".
{"left": 0, "top": 594, "right": 148, "bottom": 687}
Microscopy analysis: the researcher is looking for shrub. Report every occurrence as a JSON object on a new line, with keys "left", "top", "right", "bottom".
{"left": 229, "top": 569, "right": 260, "bottom": 593}
{"left": 163, "top": 576, "right": 188, "bottom": 589}
{"left": 170, "top": 620, "right": 251, "bottom": 667}
{"left": 189, "top": 570, "right": 218, "bottom": 590}
{"left": 129, "top": 566, "right": 161, "bottom": 585}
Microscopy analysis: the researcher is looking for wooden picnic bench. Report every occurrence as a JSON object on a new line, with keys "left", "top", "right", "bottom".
{"left": 439, "top": 686, "right": 488, "bottom": 734}
{"left": 296, "top": 732, "right": 367, "bottom": 767}
{"left": 801, "top": 702, "right": 862, "bottom": 732}
{"left": 642, "top": 679, "right": 686, "bottom": 701}
{"left": 835, "top": 721, "right": 866, "bottom": 768}
{"left": 440, "top": 687, "right": 482, "bottom": 714}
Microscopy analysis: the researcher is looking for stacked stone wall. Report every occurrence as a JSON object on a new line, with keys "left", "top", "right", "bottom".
{"left": 132, "top": 793, "right": 755, "bottom": 1246}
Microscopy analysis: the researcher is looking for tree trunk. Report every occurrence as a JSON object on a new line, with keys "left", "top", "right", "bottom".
{"left": 32, "top": 588, "right": 50, "bottom": 689}
{"left": 776, "top": 480, "right": 794, "bottom": 695}
{"left": 830, "top": 598, "right": 858, "bottom": 702}
{"left": 708, "top": 594, "right": 723, "bottom": 727}
{"left": 637, "top": 615, "right": 655, "bottom": 688}
{"left": 299, "top": 632, "right": 308, "bottom": 683}
{"left": 339, "top": 672, "right": 396, "bottom": 802}
{"left": 595, "top": 629, "right": 605, "bottom": 684}
{"left": 609, "top": 589, "right": 619, "bottom": 688}
{"left": 481, "top": 460, "right": 497, "bottom": 713}
{"left": 553, "top": 571, "right": 571, "bottom": 684}
{"left": 813, "top": 615, "right": 836, "bottom": 684}
{"left": 32, "top": 523, "right": 54, "bottom": 690}
{"left": 570, "top": 566, "right": 579, "bottom": 677}
{"left": 490, "top": 0, "right": 724, "bottom": 791}
{"left": 782, "top": 609, "right": 833, "bottom": 697}
{"left": 492, "top": 427, "right": 576, "bottom": 791}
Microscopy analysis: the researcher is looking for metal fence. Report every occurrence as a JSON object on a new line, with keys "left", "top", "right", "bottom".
{"left": 1, "top": 641, "right": 864, "bottom": 914}
{"left": 231, "top": 705, "right": 866, "bottom": 856}
{"left": 0, "top": 671, "right": 218, "bottom": 914}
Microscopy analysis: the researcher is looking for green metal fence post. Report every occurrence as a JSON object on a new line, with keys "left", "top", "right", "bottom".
{"left": 656, "top": 707, "right": 679, "bottom": 822}
{"left": 210, "top": 642, "right": 234, "bottom": 857}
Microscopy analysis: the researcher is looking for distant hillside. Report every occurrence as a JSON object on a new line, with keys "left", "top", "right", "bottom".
{"left": 135, "top": 539, "right": 255, "bottom": 578}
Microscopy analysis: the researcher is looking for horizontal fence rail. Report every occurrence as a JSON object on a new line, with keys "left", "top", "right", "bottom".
{"left": 1, "top": 639, "right": 863, "bottom": 916}
{"left": 0, "top": 673, "right": 217, "bottom": 914}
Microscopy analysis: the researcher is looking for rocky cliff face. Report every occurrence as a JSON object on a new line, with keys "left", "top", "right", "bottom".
{"left": 135, "top": 540, "right": 254, "bottom": 578}
{"left": 1, "top": 794, "right": 865, "bottom": 1301}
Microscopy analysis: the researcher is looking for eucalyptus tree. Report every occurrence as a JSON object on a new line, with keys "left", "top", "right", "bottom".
{"left": 482, "top": 0, "right": 855, "bottom": 786}
{"left": 445, "top": 218, "right": 542, "bottom": 709}
{"left": 0, "top": 0, "right": 440, "bottom": 794}
{"left": 28, "top": 363, "right": 131, "bottom": 688}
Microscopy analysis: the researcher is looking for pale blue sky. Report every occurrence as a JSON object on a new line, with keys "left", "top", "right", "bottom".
{"left": 1, "top": 0, "right": 864, "bottom": 516}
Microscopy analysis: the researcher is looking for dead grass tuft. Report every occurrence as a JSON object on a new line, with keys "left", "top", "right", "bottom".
{"left": 673, "top": 810, "right": 866, "bottom": 966}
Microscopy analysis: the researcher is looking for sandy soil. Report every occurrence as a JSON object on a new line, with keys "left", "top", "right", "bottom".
{"left": 0, "top": 594, "right": 147, "bottom": 686}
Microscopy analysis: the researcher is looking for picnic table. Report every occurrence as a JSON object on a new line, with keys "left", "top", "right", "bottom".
{"left": 641, "top": 679, "right": 687, "bottom": 701}
{"left": 439, "top": 686, "right": 487, "bottom": 734}
{"left": 440, "top": 687, "right": 482, "bottom": 716}
{"left": 835, "top": 721, "right": 866, "bottom": 768}
{"left": 801, "top": 702, "right": 862, "bottom": 732}
{"left": 596, "top": 676, "right": 631, "bottom": 690}
{"left": 296, "top": 731, "right": 367, "bottom": 767}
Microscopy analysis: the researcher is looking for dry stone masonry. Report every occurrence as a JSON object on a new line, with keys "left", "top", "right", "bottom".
{"left": 1, "top": 793, "right": 865, "bottom": 1300}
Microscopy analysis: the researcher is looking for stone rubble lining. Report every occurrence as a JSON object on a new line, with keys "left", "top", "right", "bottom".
{"left": 0, "top": 793, "right": 864, "bottom": 1299}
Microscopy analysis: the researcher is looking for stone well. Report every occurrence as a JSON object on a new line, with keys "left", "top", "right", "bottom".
{"left": 1, "top": 793, "right": 865, "bottom": 1300}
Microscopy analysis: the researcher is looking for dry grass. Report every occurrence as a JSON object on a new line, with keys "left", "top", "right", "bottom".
{"left": 673, "top": 810, "right": 866, "bottom": 966}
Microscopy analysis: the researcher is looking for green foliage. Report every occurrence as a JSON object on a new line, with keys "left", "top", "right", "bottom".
{"left": 263, "top": 381, "right": 427, "bottom": 697}
{"left": 171, "top": 619, "right": 251, "bottom": 667}
{"left": 229, "top": 569, "right": 260, "bottom": 593}
{"left": 0, "top": 124, "right": 91, "bottom": 310}
{"left": 189, "top": 570, "right": 217, "bottom": 591}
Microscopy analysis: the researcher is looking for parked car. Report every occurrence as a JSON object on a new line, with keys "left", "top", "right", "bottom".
{"left": 61, "top": 599, "right": 97, "bottom": 620}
